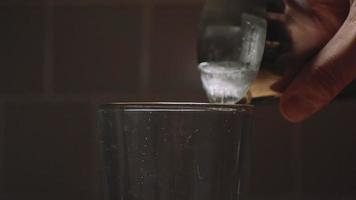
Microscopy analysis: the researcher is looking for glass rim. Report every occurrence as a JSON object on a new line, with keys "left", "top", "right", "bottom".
{"left": 99, "top": 102, "right": 253, "bottom": 112}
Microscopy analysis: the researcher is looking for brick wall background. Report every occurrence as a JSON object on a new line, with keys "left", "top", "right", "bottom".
{"left": 0, "top": 0, "right": 356, "bottom": 200}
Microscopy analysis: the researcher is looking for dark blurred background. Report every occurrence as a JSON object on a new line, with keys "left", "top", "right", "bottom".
{"left": 0, "top": 0, "right": 356, "bottom": 200}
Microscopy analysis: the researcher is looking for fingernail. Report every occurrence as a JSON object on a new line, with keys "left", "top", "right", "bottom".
{"left": 280, "top": 94, "right": 317, "bottom": 123}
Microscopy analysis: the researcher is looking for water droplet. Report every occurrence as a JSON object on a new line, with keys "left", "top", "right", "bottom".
{"left": 186, "top": 135, "right": 193, "bottom": 144}
{"left": 196, "top": 165, "right": 204, "bottom": 180}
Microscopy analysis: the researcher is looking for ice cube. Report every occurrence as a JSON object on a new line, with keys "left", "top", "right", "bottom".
{"left": 198, "top": 61, "right": 258, "bottom": 104}
{"left": 239, "top": 13, "right": 267, "bottom": 70}
{"left": 197, "top": 13, "right": 266, "bottom": 104}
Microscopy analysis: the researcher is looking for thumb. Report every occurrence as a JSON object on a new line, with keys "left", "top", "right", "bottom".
{"left": 280, "top": 3, "right": 356, "bottom": 123}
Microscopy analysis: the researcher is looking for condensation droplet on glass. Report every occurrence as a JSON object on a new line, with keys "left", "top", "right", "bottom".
{"left": 196, "top": 165, "right": 204, "bottom": 180}
{"left": 186, "top": 135, "right": 193, "bottom": 144}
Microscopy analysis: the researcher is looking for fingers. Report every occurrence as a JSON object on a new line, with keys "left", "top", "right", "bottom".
{"left": 279, "top": 6, "right": 356, "bottom": 122}
{"left": 264, "top": 0, "right": 326, "bottom": 80}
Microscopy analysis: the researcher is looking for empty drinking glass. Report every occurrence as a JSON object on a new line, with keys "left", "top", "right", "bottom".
{"left": 98, "top": 103, "right": 253, "bottom": 200}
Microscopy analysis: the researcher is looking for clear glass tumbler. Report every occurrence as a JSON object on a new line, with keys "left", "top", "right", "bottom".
{"left": 98, "top": 103, "right": 253, "bottom": 200}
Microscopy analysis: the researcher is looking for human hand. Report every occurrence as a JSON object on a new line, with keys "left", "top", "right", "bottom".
{"left": 267, "top": 0, "right": 356, "bottom": 123}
